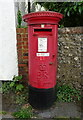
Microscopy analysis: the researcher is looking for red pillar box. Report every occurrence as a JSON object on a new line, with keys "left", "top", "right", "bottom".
{"left": 23, "top": 11, "right": 63, "bottom": 109}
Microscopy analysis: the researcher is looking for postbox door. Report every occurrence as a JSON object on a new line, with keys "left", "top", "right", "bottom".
{"left": 29, "top": 26, "right": 57, "bottom": 89}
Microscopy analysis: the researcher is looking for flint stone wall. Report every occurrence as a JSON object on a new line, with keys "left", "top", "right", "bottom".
{"left": 57, "top": 27, "right": 82, "bottom": 89}
{"left": 16, "top": 27, "right": 83, "bottom": 89}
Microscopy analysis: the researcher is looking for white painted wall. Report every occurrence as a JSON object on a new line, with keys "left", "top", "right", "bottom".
{"left": 0, "top": 0, "right": 18, "bottom": 80}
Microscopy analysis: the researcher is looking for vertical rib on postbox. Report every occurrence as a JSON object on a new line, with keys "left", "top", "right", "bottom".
{"left": 23, "top": 11, "right": 63, "bottom": 109}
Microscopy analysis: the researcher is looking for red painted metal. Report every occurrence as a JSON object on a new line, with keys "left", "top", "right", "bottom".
{"left": 23, "top": 11, "right": 63, "bottom": 89}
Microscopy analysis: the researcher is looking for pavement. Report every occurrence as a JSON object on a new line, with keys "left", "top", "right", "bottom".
{"left": 34, "top": 102, "right": 81, "bottom": 119}
{"left": 0, "top": 92, "right": 82, "bottom": 120}
{"left": 0, "top": 86, "right": 82, "bottom": 120}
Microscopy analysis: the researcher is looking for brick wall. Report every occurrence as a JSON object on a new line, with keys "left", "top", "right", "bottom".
{"left": 16, "top": 28, "right": 28, "bottom": 82}
{"left": 16, "top": 27, "right": 83, "bottom": 89}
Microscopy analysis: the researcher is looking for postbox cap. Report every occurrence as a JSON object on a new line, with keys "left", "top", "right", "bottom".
{"left": 23, "top": 11, "right": 63, "bottom": 25}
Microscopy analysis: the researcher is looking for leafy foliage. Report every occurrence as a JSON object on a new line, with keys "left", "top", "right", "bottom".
{"left": 0, "top": 111, "right": 7, "bottom": 115}
{"left": 17, "top": 10, "right": 22, "bottom": 28}
{"left": 15, "top": 90, "right": 28, "bottom": 105}
{"left": 37, "top": 2, "right": 83, "bottom": 27}
{"left": 57, "top": 84, "right": 81, "bottom": 102}
{"left": 13, "top": 105, "right": 33, "bottom": 118}
{"left": 2, "top": 75, "right": 24, "bottom": 93}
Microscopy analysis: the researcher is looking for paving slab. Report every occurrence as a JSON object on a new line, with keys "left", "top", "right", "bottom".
{"left": 34, "top": 102, "right": 81, "bottom": 119}
{"left": 2, "top": 113, "right": 14, "bottom": 119}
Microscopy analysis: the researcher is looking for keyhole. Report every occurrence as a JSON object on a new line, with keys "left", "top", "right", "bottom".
{"left": 52, "top": 54, "right": 55, "bottom": 58}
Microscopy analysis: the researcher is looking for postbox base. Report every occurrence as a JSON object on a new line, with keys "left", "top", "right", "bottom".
{"left": 28, "top": 85, "right": 57, "bottom": 109}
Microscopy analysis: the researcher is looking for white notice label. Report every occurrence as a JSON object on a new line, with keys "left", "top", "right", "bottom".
{"left": 38, "top": 38, "right": 47, "bottom": 52}
{"left": 36, "top": 53, "right": 50, "bottom": 56}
